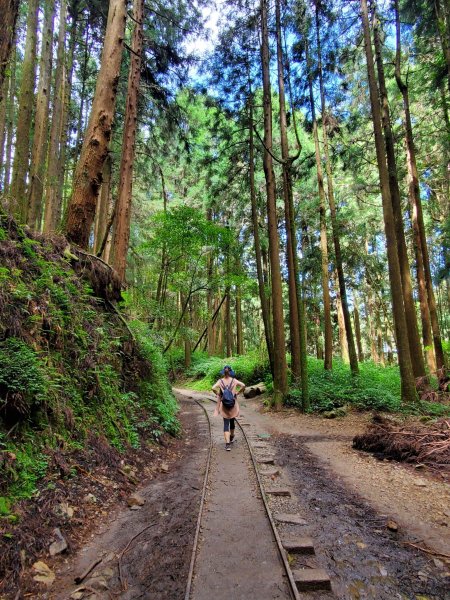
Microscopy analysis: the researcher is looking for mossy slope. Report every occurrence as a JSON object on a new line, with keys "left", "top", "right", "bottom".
{"left": 0, "top": 213, "right": 178, "bottom": 503}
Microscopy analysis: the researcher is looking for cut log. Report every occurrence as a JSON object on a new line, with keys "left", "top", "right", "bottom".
{"left": 243, "top": 383, "right": 267, "bottom": 398}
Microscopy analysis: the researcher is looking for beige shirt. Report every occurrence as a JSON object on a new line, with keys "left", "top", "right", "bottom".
{"left": 212, "top": 377, "right": 245, "bottom": 419}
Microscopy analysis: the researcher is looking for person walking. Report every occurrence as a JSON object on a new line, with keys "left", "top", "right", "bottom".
{"left": 212, "top": 365, "right": 246, "bottom": 451}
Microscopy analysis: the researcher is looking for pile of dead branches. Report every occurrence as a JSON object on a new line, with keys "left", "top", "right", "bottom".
{"left": 353, "top": 415, "right": 450, "bottom": 471}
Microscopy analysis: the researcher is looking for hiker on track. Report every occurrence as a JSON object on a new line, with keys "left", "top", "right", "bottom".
{"left": 212, "top": 365, "right": 246, "bottom": 451}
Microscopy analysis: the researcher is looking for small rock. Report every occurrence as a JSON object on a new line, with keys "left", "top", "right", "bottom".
{"left": 32, "top": 561, "right": 55, "bottom": 586}
{"left": 386, "top": 519, "right": 398, "bottom": 532}
{"left": 379, "top": 565, "right": 388, "bottom": 577}
{"left": 49, "top": 527, "right": 68, "bottom": 556}
{"left": 83, "top": 493, "right": 97, "bottom": 504}
{"left": 70, "top": 590, "right": 85, "bottom": 600}
{"left": 433, "top": 558, "right": 444, "bottom": 569}
{"left": 54, "top": 502, "right": 75, "bottom": 519}
{"left": 160, "top": 463, "right": 169, "bottom": 473}
{"left": 130, "top": 505, "right": 142, "bottom": 511}
{"left": 414, "top": 480, "right": 427, "bottom": 488}
{"left": 127, "top": 493, "right": 145, "bottom": 507}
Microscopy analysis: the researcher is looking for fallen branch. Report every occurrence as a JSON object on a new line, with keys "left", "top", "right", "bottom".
{"left": 74, "top": 558, "right": 103, "bottom": 584}
{"left": 118, "top": 521, "right": 158, "bottom": 590}
{"left": 403, "top": 541, "right": 450, "bottom": 559}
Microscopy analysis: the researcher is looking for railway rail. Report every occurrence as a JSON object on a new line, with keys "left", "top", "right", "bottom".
{"left": 184, "top": 394, "right": 301, "bottom": 600}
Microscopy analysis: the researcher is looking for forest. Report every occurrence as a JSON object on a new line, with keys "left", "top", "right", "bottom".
{"left": 0, "top": 0, "right": 449, "bottom": 596}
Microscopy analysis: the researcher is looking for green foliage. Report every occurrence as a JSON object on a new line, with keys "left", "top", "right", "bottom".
{"left": 286, "top": 359, "right": 402, "bottom": 412}
{"left": 175, "top": 350, "right": 271, "bottom": 390}
{"left": 0, "top": 338, "right": 48, "bottom": 415}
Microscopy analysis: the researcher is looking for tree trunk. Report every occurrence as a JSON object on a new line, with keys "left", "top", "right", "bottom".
{"left": 236, "top": 284, "right": 244, "bottom": 355}
{"left": 335, "top": 272, "right": 349, "bottom": 363}
{"left": 0, "top": 73, "right": 9, "bottom": 188}
{"left": 43, "top": 0, "right": 67, "bottom": 233}
{"left": 66, "top": 0, "right": 127, "bottom": 248}
{"left": 305, "top": 36, "right": 332, "bottom": 371}
{"left": 10, "top": 0, "right": 39, "bottom": 221}
{"left": 225, "top": 289, "right": 233, "bottom": 357}
{"left": 94, "top": 154, "right": 112, "bottom": 255}
{"left": 248, "top": 94, "right": 274, "bottom": 373}
{"left": 394, "top": 0, "right": 445, "bottom": 374}
{"left": 3, "top": 48, "right": 15, "bottom": 194}
{"left": 276, "top": 0, "right": 301, "bottom": 382}
{"left": 315, "top": 5, "right": 358, "bottom": 375}
{"left": 354, "top": 300, "right": 364, "bottom": 362}
{"left": 0, "top": 0, "right": 19, "bottom": 101}
{"left": 111, "top": 0, "right": 144, "bottom": 278}
{"left": 27, "top": 0, "right": 55, "bottom": 229}
{"left": 360, "top": 0, "right": 416, "bottom": 403}
{"left": 373, "top": 12, "right": 426, "bottom": 381}
{"left": 260, "top": 0, "right": 288, "bottom": 408}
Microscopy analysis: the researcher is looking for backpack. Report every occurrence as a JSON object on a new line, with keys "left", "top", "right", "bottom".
{"left": 220, "top": 378, "right": 235, "bottom": 409}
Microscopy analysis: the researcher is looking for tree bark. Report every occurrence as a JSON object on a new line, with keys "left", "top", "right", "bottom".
{"left": 0, "top": 0, "right": 19, "bottom": 102}
{"left": 275, "top": 0, "right": 301, "bottom": 382}
{"left": 28, "top": 0, "right": 55, "bottom": 229}
{"left": 394, "top": 0, "right": 446, "bottom": 374}
{"left": 260, "top": 0, "right": 288, "bottom": 408}
{"left": 373, "top": 12, "right": 426, "bottom": 381}
{"left": 66, "top": 0, "right": 127, "bottom": 248}
{"left": 3, "top": 48, "right": 15, "bottom": 194}
{"left": 43, "top": 0, "right": 67, "bottom": 233}
{"left": 315, "top": 5, "right": 359, "bottom": 375}
{"left": 248, "top": 94, "right": 274, "bottom": 374}
{"left": 305, "top": 35, "right": 333, "bottom": 371}
{"left": 10, "top": 0, "right": 39, "bottom": 221}
{"left": 94, "top": 154, "right": 112, "bottom": 255}
{"left": 354, "top": 300, "right": 364, "bottom": 362}
{"left": 111, "top": 0, "right": 144, "bottom": 278}
{"left": 360, "top": 0, "right": 416, "bottom": 403}
{"left": 236, "top": 284, "right": 244, "bottom": 355}
{"left": 0, "top": 73, "right": 9, "bottom": 189}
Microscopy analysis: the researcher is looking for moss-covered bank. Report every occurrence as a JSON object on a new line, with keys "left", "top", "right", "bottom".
{"left": 0, "top": 212, "right": 178, "bottom": 504}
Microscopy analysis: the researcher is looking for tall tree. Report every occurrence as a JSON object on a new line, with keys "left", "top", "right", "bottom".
{"left": 10, "top": 0, "right": 39, "bottom": 221}
{"left": 66, "top": 0, "right": 127, "bottom": 248}
{"left": 360, "top": 0, "right": 416, "bottom": 402}
{"left": 0, "top": 0, "right": 20, "bottom": 101}
{"left": 372, "top": 8, "right": 426, "bottom": 381}
{"left": 260, "top": 0, "right": 288, "bottom": 407}
{"left": 111, "top": 0, "right": 144, "bottom": 280}
{"left": 394, "top": 0, "right": 447, "bottom": 375}
{"left": 314, "top": 2, "right": 359, "bottom": 375}
{"left": 28, "top": 0, "right": 55, "bottom": 229}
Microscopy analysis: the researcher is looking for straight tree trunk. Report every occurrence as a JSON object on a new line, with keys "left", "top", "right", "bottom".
{"left": 373, "top": 12, "right": 426, "bottom": 381}
{"left": 66, "top": 0, "right": 127, "bottom": 248}
{"left": 0, "top": 73, "right": 9, "bottom": 188}
{"left": 360, "top": 0, "right": 416, "bottom": 403}
{"left": 236, "top": 284, "right": 244, "bottom": 355}
{"left": 225, "top": 289, "right": 233, "bottom": 357}
{"left": 276, "top": 0, "right": 301, "bottom": 382}
{"left": 10, "top": 0, "right": 39, "bottom": 221}
{"left": 354, "top": 300, "right": 364, "bottom": 362}
{"left": 394, "top": 0, "right": 446, "bottom": 374}
{"left": 248, "top": 94, "right": 274, "bottom": 373}
{"left": 43, "top": 0, "right": 67, "bottom": 233}
{"left": 94, "top": 154, "right": 112, "bottom": 254}
{"left": 28, "top": 0, "right": 55, "bottom": 229}
{"left": 305, "top": 37, "right": 332, "bottom": 371}
{"left": 315, "top": 5, "right": 358, "bottom": 375}
{"left": 111, "top": 0, "right": 144, "bottom": 278}
{"left": 0, "top": 0, "right": 20, "bottom": 101}
{"left": 260, "top": 0, "right": 288, "bottom": 408}
{"left": 3, "top": 49, "right": 15, "bottom": 194}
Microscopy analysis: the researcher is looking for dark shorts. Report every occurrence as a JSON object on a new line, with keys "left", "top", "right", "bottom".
{"left": 223, "top": 418, "right": 235, "bottom": 432}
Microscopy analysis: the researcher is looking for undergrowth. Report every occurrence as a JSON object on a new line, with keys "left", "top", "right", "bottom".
{"left": 0, "top": 214, "right": 178, "bottom": 506}
{"left": 173, "top": 350, "right": 449, "bottom": 417}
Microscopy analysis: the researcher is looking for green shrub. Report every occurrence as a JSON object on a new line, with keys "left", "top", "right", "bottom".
{"left": 286, "top": 358, "right": 402, "bottom": 412}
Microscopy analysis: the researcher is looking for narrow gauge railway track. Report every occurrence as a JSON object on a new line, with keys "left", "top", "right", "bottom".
{"left": 184, "top": 394, "right": 300, "bottom": 600}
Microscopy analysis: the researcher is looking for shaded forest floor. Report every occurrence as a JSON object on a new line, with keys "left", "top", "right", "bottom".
{"left": 4, "top": 392, "right": 450, "bottom": 599}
